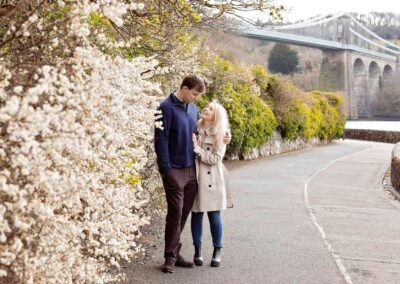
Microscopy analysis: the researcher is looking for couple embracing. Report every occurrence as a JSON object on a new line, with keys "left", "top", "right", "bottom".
{"left": 154, "top": 75, "right": 232, "bottom": 273}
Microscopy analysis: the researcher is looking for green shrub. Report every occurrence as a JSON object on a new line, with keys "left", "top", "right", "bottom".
{"left": 251, "top": 65, "right": 345, "bottom": 141}
{"left": 253, "top": 71, "right": 308, "bottom": 139}
{"left": 252, "top": 65, "right": 270, "bottom": 92}
{"left": 198, "top": 56, "right": 277, "bottom": 154}
{"left": 198, "top": 82, "right": 277, "bottom": 154}
{"left": 309, "top": 91, "right": 345, "bottom": 140}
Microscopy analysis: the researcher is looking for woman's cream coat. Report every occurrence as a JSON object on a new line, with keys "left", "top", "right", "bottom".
{"left": 192, "top": 129, "right": 233, "bottom": 212}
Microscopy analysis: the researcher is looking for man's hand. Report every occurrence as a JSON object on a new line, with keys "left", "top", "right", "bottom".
{"left": 223, "top": 131, "right": 231, "bottom": 145}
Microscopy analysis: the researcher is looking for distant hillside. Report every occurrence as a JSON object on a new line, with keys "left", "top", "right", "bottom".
{"left": 200, "top": 30, "right": 322, "bottom": 68}
{"left": 198, "top": 29, "right": 323, "bottom": 91}
{"left": 352, "top": 12, "right": 400, "bottom": 40}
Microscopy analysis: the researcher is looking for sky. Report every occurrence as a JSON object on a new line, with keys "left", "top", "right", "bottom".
{"left": 276, "top": 0, "right": 400, "bottom": 22}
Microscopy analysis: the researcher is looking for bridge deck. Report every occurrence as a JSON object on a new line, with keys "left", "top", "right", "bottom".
{"left": 238, "top": 29, "right": 397, "bottom": 62}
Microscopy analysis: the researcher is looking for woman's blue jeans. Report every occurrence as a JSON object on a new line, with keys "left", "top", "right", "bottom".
{"left": 191, "top": 211, "right": 223, "bottom": 248}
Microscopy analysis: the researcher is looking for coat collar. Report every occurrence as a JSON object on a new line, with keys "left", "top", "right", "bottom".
{"left": 203, "top": 128, "right": 216, "bottom": 144}
{"left": 204, "top": 127, "right": 218, "bottom": 136}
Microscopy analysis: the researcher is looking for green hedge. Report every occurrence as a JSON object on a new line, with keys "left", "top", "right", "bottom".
{"left": 197, "top": 58, "right": 346, "bottom": 156}
{"left": 252, "top": 65, "right": 345, "bottom": 141}
{"left": 310, "top": 91, "right": 346, "bottom": 140}
{"left": 197, "top": 57, "right": 276, "bottom": 154}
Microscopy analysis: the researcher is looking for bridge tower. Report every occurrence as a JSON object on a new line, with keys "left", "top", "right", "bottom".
{"left": 317, "top": 14, "right": 377, "bottom": 119}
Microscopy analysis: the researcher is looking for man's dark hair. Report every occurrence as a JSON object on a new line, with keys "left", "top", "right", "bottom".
{"left": 180, "top": 75, "right": 205, "bottom": 92}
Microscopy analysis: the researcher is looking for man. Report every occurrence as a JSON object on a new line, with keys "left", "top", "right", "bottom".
{"left": 154, "top": 75, "right": 205, "bottom": 273}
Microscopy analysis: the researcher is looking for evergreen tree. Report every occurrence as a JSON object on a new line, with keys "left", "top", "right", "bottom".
{"left": 268, "top": 43, "right": 299, "bottom": 74}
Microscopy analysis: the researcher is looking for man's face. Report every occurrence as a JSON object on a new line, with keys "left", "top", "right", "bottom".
{"left": 181, "top": 86, "right": 202, "bottom": 103}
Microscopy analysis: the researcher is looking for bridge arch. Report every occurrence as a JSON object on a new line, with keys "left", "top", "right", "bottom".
{"left": 352, "top": 58, "right": 368, "bottom": 117}
{"left": 367, "top": 62, "right": 381, "bottom": 117}
{"left": 383, "top": 65, "right": 394, "bottom": 79}
{"left": 368, "top": 62, "right": 380, "bottom": 78}
{"left": 353, "top": 58, "right": 367, "bottom": 76}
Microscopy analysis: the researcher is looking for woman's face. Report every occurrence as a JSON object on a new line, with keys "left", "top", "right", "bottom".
{"left": 201, "top": 104, "right": 215, "bottom": 122}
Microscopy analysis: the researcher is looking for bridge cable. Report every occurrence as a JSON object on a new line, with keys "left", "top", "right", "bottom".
{"left": 348, "top": 15, "right": 400, "bottom": 51}
{"left": 273, "top": 12, "right": 346, "bottom": 30}
{"left": 349, "top": 28, "right": 400, "bottom": 55}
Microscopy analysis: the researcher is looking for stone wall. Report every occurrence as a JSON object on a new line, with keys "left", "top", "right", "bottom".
{"left": 392, "top": 143, "right": 400, "bottom": 193}
{"left": 226, "top": 131, "right": 322, "bottom": 161}
{"left": 345, "top": 129, "right": 400, "bottom": 144}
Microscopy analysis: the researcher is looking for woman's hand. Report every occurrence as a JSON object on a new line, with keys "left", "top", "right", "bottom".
{"left": 192, "top": 133, "right": 198, "bottom": 148}
{"left": 223, "top": 131, "right": 231, "bottom": 145}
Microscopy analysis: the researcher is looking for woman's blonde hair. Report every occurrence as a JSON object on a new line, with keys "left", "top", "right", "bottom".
{"left": 197, "top": 100, "right": 229, "bottom": 150}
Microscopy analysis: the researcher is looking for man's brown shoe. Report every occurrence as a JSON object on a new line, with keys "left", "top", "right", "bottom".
{"left": 175, "top": 255, "right": 195, "bottom": 268}
{"left": 162, "top": 258, "right": 176, "bottom": 273}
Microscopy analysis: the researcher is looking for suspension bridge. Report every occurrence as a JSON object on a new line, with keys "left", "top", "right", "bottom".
{"left": 237, "top": 13, "right": 400, "bottom": 118}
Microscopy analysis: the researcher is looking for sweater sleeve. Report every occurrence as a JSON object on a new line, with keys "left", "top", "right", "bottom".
{"left": 194, "top": 144, "right": 226, "bottom": 166}
{"left": 154, "top": 105, "right": 172, "bottom": 174}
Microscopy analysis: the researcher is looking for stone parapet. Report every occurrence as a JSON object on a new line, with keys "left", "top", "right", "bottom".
{"left": 391, "top": 143, "right": 400, "bottom": 193}
{"left": 345, "top": 129, "right": 400, "bottom": 144}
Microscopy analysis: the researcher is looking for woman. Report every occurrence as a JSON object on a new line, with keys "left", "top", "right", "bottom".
{"left": 191, "top": 100, "right": 232, "bottom": 268}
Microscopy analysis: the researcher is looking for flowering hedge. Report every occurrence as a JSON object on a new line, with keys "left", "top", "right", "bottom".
{"left": 0, "top": 2, "right": 169, "bottom": 283}
{"left": 0, "top": 46, "right": 164, "bottom": 284}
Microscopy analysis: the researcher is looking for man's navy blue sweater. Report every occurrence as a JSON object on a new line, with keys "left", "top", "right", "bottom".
{"left": 154, "top": 93, "right": 199, "bottom": 174}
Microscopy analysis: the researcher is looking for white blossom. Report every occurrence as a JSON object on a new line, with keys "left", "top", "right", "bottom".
{"left": 57, "top": 0, "right": 65, "bottom": 7}
{"left": 103, "top": 2, "right": 128, "bottom": 27}
{"left": 52, "top": 38, "right": 59, "bottom": 47}
{"left": 129, "top": 3, "right": 138, "bottom": 10}
{"left": 28, "top": 14, "right": 38, "bottom": 23}
{"left": 13, "top": 86, "right": 23, "bottom": 94}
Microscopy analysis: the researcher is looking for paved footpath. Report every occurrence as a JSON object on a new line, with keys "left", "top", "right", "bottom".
{"left": 125, "top": 140, "right": 400, "bottom": 284}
